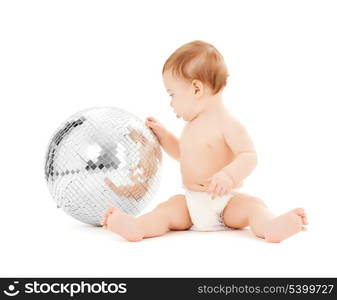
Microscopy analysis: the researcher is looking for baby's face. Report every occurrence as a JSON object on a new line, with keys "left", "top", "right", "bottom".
{"left": 162, "top": 71, "right": 204, "bottom": 122}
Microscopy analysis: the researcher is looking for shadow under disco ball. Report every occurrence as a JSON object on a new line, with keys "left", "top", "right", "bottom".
{"left": 44, "top": 107, "right": 162, "bottom": 226}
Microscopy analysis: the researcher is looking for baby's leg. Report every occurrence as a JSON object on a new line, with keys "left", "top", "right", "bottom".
{"left": 222, "top": 193, "right": 308, "bottom": 243}
{"left": 101, "top": 194, "right": 192, "bottom": 242}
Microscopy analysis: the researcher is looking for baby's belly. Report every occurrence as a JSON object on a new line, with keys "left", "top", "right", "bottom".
{"left": 180, "top": 151, "right": 243, "bottom": 192}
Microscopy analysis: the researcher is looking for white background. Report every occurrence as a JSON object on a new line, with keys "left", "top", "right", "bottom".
{"left": 1, "top": 0, "right": 336, "bottom": 277}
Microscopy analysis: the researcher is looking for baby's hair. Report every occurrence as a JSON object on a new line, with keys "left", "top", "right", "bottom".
{"left": 162, "top": 40, "right": 229, "bottom": 95}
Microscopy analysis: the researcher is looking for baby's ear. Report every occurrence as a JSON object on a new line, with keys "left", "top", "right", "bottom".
{"left": 192, "top": 79, "right": 203, "bottom": 96}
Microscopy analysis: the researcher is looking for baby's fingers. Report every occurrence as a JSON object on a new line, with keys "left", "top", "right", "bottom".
{"left": 207, "top": 181, "right": 216, "bottom": 195}
{"left": 212, "top": 185, "right": 222, "bottom": 199}
{"left": 146, "top": 120, "right": 160, "bottom": 130}
{"left": 146, "top": 116, "right": 157, "bottom": 123}
{"left": 147, "top": 120, "right": 158, "bottom": 127}
{"left": 219, "top": 187, "right": 227, "bottom": 197}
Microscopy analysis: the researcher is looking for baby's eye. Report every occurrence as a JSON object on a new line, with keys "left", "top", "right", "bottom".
{"left": 169, "top": 94, "right": 174, "bottom": 97}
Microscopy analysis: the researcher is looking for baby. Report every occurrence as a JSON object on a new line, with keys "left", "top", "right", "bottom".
{"left": 101, "top": 40, "right": 308, "bottom": 243}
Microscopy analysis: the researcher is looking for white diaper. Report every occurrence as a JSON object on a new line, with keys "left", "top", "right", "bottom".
{"left": 183, "top": 186, "right": 239, "bottom": 231}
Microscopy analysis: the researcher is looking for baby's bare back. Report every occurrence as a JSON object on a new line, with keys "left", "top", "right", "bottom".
{"left": 179, "top": 113, "right": 243, "bottom": 192}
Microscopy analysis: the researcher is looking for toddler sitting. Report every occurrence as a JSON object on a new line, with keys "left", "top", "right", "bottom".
{"left": 102, "top": 40, "right": 308, "bottom": 243}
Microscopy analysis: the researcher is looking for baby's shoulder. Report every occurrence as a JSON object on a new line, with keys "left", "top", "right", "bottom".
{"left": 220, "top": 111, "right": 248, "bottom": 136}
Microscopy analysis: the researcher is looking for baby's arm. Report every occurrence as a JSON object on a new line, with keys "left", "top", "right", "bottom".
{"left": 221, "top": 115, "right": 258, "bottom": 186}
{"left": 158, "top": 131, "right": 180, "bottom": 161}
{"left": 146, "top": 117, "right": 180, "bottom": 161}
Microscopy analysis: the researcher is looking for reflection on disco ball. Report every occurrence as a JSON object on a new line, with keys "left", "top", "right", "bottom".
{"left": 44, "top": 107, "right": 162, "bottom": 226}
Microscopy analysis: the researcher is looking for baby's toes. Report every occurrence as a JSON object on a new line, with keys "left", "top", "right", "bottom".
{"left": 301, "top": 214, "right": 309, "bottom": 225}
{"left": 101, "top": 206, "right": 115, "bottom": 226}
{"left": 105, "top": 214, "right": 116, "bottom": 231}
{"left": 294, "top": 208, "right": 308, "bottom": 221}
{"left": 294, "top": 207, "right": 305, "bottom": 216}
{"left": 102, "top": 214, "right": 113, "bottom": 229}
{"left": 101, "top": 215, "right": 107, "bottom": 227}
{"left": 296, "top": 208, "right": 308, "bottom": 225}
{"left": 104, "top": 206, "right": 115, "bottom": 217}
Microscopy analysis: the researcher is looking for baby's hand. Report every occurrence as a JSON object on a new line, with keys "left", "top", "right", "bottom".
{"left": 205, "top": 170, "right": 234, "bottom": 199}
{"left": 145, "top": 116, "right": 168, "bottom": 140}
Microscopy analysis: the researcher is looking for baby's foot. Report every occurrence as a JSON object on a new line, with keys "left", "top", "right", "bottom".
{"left": 101, "top": 206, "right": 144, "bottom": 242}
{"left": 264, "top": 208, "right": 308, "bottom": 243}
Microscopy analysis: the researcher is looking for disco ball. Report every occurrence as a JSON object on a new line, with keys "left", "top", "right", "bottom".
{"left": 44, "top": 107, "right": 162, "bottom": 226}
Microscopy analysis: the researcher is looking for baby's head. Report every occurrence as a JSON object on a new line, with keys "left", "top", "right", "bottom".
{"left": 162, "top": 40, "right": 228, "bottom": 121}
